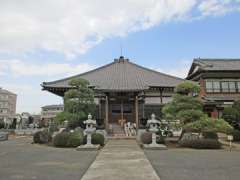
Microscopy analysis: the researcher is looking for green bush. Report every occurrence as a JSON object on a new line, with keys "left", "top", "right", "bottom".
{"left": 92, "top": 133, "right": 104, "bottom": 146}
{"left": 33, "top": 130, "right": 51, "bottom": 144}
{"left": 53, "top": 132, "right": 70, "bottom": 147}
{"left": 67, "top": 131, "right": 83, "bottom": 147}
{"left": 184, "top": 117, "right": 233, "bottom": 134}
{"left": 53, "top": 131, "right": 83, "bottom": 147}
{"left": 140, "top": 131, "right": 165, "bottom": 144}
{"left": 229, "top": 130, "right": 240, "bottom": 141}
{"left": 179, "top": 139, "right": 221, "bottom": 149}
{"left": 83, "top": 133, "right": 105, "bottom": 146}
{"left": 202, "top": 131, "right": 218, "bottom": 140}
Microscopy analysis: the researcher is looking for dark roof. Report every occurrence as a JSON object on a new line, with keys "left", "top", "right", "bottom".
{"left": 42, "top": 57, "right": 183, "bottom": 92}
{"left": 187, "top": 58, "right": 240, "bottom": 79}
{"left": 41, "top": 104, "right": 64, "bottom": 109}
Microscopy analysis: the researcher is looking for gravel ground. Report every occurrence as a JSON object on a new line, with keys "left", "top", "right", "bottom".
{"left": 145, "top": 149, "right": 240, "bottom": 180}
{"left": 0, "top": 137, "right": 97, "bottom": 180}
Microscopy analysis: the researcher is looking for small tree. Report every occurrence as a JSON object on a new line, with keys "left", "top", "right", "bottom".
{"left": 183, "top": 117, "right": 233, "bottom": 134}
{"left": 162, "top": 81, "right": 204, "bottom": 124}
{"left": 55, "top": 78, "right": 96, "bottom": 129}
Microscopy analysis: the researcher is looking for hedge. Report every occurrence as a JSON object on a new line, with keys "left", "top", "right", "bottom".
{"left": 179, "top": 139, "right": 221, "bottom": 149}
{"left": 53, "top": 131, "right": 83, "bottom": 147}
{"left": 33, "top": 130, "right": 51, "bottom": 144}
{"left": 202, "top": 131, "right": 218, "bottom": 140}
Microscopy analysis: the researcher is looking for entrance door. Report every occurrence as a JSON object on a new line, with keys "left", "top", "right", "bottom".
{"left": 109, "top": 100, "right": 134, "bottom": 123}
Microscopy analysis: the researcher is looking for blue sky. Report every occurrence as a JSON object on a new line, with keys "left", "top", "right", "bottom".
{"left": 0, "top": 0, "right": 240, "bottom": 113}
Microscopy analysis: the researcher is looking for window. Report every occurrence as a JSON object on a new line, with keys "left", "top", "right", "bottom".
{"left": 206, "top": 81, "right": 213, "bottom": 92}
{"left": 221, "top": 82, "right": 229, "bottom": 92}
{"left": 237, "top": 82, "right": 240, "bottom": 92}
{"left": 213, "top": 81, "right": 220, "bottom": 92}
{"left": 206, "top": 80, "right": 239, "bottom": 93}
{"left": 206, "top": 81, "right": 220, "bottom": 93}
{"left": 229, "top": 82, "right": 236, "bottom": 92}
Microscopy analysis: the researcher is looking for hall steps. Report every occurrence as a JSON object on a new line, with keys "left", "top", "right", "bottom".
{"left": 108, "top": 123, "right": 136, "bottom": 139}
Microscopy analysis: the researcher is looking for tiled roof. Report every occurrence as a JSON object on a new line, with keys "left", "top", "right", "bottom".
{"left": 193, "top": 59, "right": 240, "bottom": 71}
{"left": 42, "top": 57, "right": 183, "bottom": 91}
{"left": 186, "top": 58, "right": 240, "bottom": 79}
{"left": 41, "top": 104, "right": 64, "bottom": 109}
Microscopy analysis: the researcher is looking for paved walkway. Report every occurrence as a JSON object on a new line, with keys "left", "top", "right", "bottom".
{"left": 81, "top": 139, "right": 160, "bottom": 180}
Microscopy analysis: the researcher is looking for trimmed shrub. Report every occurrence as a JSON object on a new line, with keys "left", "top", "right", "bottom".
{"left": 229, "top": 130, "right": 240, "bottom": 142}
{"left": 202, "top": 131, "right": 218, "bottom": 140}
{"left": 140, "top": 131, "right": 165, "bottom": 144}
{"left": 179, "top": 139, "right": 221, "bottom": 149}
{"left": 53, "top": 132, "right": 70, "bottom": 147}
{"left": 33, "top": 130, "right": 51, "bottom": 144}
{"left": 83, "top": 133, "right": 105, "bottom": 146}
{"left": 67, "top": 131, "right": 83, "bottom": 147}
{"left": 53, "top": 131, "right": 83, "bottom": 147}
{"left": 184, "top": 118, "right": 233, "bottom": 134}
{"left": 92, "top": 133, "right": 104, "bottom": 146}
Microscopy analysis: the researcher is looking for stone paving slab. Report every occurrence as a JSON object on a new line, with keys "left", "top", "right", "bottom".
{"left": 81, "top": 139, "right": 160, "bottom": 180}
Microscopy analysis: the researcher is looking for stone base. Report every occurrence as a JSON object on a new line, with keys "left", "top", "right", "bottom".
{"left": 76, "top": 144, "right": 100, "bottom": 151}
{"left": 0, "top": 132, "right": 9, "bottom": 141}
{"left": 143, "top": 143, "right": 167, "bottom": 150}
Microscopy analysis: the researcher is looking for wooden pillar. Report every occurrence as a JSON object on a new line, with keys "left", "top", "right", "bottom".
{"left": 121, "top": 100, "right": 124, "bottom": 120}
{"left": 160, "top": 88, "right": 163, "bottom": 104}
{"left": 105, "top": 95, "right": 109, "bottom": 129}
{"left": 98, "top": 98, "right": 101, "bottom": 119}
{"left": 135, "top": 95, "right": 139, "bottom": 129}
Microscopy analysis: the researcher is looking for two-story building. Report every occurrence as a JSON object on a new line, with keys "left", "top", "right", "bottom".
{"left": 41, "top": 104, "right": 64, "bottom": 126}
{"left": 186, "top": 59, "right": 240, "bottom": 118}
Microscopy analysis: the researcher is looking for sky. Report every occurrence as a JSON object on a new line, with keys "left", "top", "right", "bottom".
{"left": 0, "top": 0, "right": 240, "bottom": 114}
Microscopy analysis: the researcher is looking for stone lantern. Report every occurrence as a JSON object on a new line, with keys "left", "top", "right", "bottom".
{"left": 77, "top": 114, "right": 100, "bottom": 151}
{"left": 143, "top": 114, "right": 167, "bottom": 150}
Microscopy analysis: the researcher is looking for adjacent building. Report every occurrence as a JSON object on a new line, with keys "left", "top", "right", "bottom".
{"left": 0, "top": 88, "right": 17, "bottom": 123}
{"left": 42, "top": 56, "right": 184, "bottom": 130}
{"left": 41, "top": 104, "right": 64, "bottom": 126}
{"left": 186, "top": 59, "right": 240, "bottom": 118}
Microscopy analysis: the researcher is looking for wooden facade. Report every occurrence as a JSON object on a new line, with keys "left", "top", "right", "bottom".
{"left": 187, "top": 59, "right": 240, "bottom": 118}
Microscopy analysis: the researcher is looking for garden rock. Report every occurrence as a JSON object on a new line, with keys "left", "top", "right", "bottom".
{"left": 0, "top": 132, "right": 8, "bottom": 141}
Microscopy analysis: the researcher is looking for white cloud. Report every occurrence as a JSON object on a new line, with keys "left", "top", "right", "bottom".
{"left": 198, "top": 0, "right": 234, "bottom": 16}
{"left": 0, "top": 0, "right": 197, "bottom": 57}
{"left": 0, "top": 59, "right": 95, "bottom": 77}
{"left": 0, "top": 0, "right": 239, "bottom": 57}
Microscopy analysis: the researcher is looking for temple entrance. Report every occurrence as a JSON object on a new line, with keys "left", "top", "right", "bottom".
{"left": 109, "top": 100, "right": 134, "bottom": 124}
{"left": 105, "top": 93, "right": 137, "bottom": 137}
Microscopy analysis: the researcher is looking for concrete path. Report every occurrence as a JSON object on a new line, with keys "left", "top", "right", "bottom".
{"left": 81, "top": 139, "right": 160, "bottom": 180}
